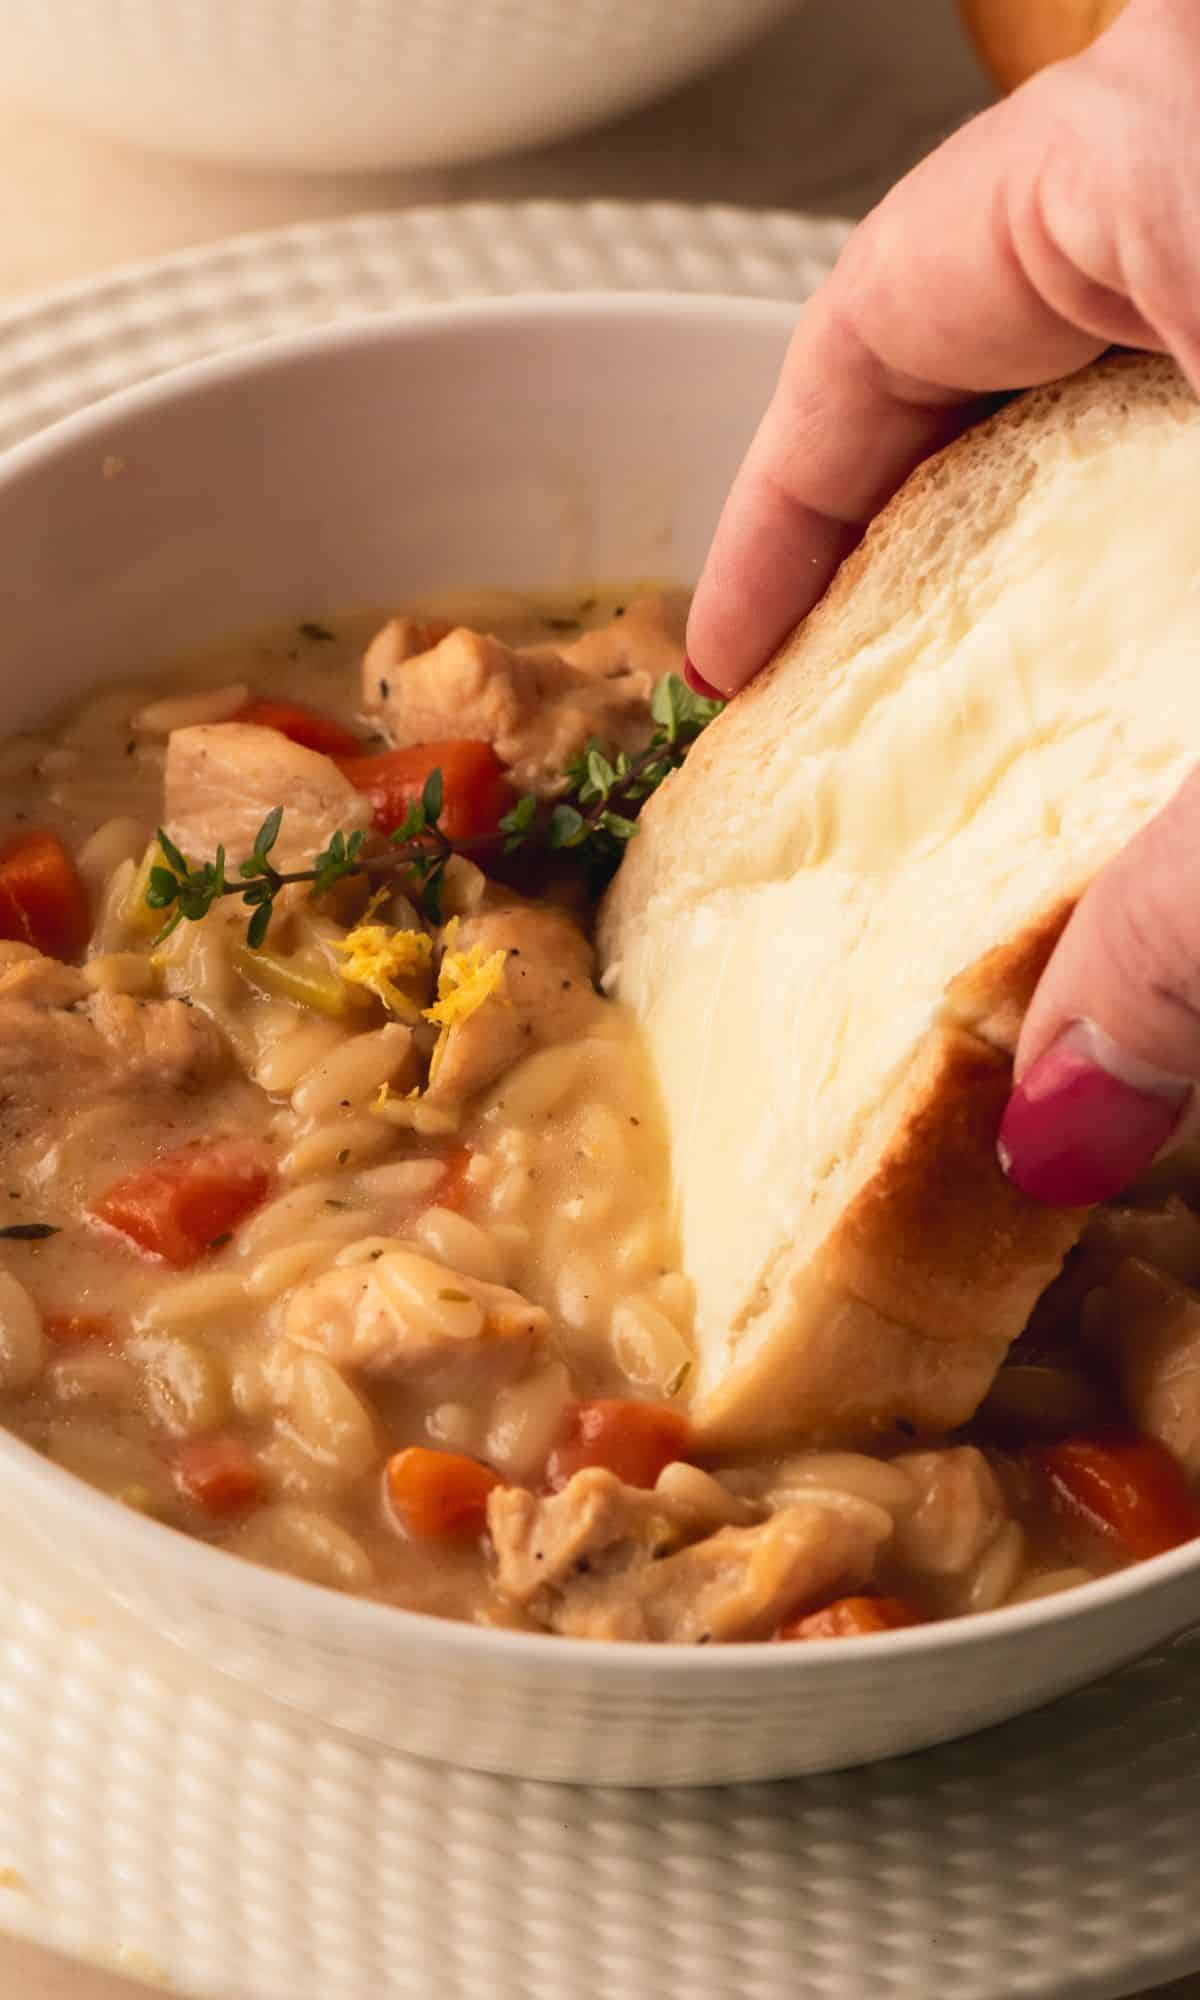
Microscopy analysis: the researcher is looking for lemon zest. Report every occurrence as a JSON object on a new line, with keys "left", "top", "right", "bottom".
{"left": 374, "top": 1080, "right": 421, "bottom": 1110}
{"left": 127, "top": 836, "right": 187, "bottom": 938}
{"left": 422, "top": 917, "right": 508, "bottom": 1078}
{"left": 333, "top": 898, "right": 434, "bottom": 1017}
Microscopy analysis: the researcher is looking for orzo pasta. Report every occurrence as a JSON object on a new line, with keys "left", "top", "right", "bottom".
{"left": 2, "top": 586, "right": 1199, "bottom": 1643}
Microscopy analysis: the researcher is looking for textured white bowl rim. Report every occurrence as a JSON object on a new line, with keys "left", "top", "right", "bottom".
{"left": 4, "top": 288, "right": 1200, "bottom": 1687}
{"left": 0, "top": 199, "right": 855, "bottom": 458}
{"left": 0, "top": 197, "right": 852, "bottom": 331}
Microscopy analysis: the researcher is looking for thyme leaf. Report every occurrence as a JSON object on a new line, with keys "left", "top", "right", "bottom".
{"left": 144, "top": 672, "right": 721, "bottom": 945}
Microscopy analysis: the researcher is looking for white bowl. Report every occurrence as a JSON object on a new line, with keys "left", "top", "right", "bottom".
{"left": 2, "top": 296, "right": 1199, "bottom": 1787}
{"left": 0, "top": 0, "right": 799, "bottom": 172}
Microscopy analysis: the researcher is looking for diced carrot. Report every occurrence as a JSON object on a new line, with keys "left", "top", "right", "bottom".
{"left": 91, "top": 1137, "right": 274, "bottom": 1268}
{"left": 338, "top": 739, "right": 511, "bottom": 844}
{"left": 774, "top": 1595, "right": 924, "bottom": 1642}
{"left": 235, "top": 699, "right": 364, "bottom": 759}
{"left": 1033, "top": 1435, "right": 1200, "bottom": 1563}
{"left": 545, "top": 1399, "right": 693, "bottom": 1492}
{"left": 175, "top": 1436, "right": 265, "bottom": 1518}
{"left": 43, "top": 1311, "right": 116, "bottom": 1347}
{"left": 0, "top": 829, "right": 90, "bottom": 962}
{"left": 384, "top": 1447, "right": 499, "bottom": 1539}
{"left": 429, "top": 1146, "right": 475, "bottom": 1214}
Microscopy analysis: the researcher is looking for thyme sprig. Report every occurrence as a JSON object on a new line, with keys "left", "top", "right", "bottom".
{"left": 145, "top": 674, "right": 721, "bottom": 946}
{"left": 503, "top": 674, "right": 722, "bottom": 868}
{"left": 146, "top": 772, "right": 448, "bottom": 945}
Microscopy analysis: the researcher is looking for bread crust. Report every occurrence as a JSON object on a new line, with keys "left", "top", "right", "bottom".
{"left": 822, "top": 1027, "right": 1082, "bottom": 1338}
{"left": 940, "top": 896, "right": 1076, "bottom": 1054}
{"left": 692, "top": 1027, "right": 1082, "bottom": 1446}
{"left": 600, "top": 355, "right": 1196, "bottom": 1447}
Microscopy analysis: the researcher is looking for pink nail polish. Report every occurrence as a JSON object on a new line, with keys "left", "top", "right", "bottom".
{"left": 998, "top": 1028, "right": 1189, "bottom": 1207}
{"left": 683, "top": 656, "right": 723, "bottom": 700}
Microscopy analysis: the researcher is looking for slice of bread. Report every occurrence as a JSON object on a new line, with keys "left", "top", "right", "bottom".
{"left": 598, "top": 354, "right": 1200, "bottom": 1448}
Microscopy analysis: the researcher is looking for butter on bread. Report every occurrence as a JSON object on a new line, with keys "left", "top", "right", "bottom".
{"left": 599, "top": 354, "right": 1200, "bottom": 1448}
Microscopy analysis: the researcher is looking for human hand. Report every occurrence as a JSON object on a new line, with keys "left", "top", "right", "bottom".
{"left": 685, "top": 0, "right": 1200, "bottom": 1208}
{"left": 686, "top": 0, "right": 1200, "bottom": 703}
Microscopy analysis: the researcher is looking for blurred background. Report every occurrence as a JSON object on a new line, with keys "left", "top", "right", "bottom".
{"left": 0, "top": 0, "right": 1123, "bottom": 304}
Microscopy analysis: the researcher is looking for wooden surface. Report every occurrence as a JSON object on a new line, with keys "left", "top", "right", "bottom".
{"left": 0, "top": 1, "right": 1194, "bottom": 1993}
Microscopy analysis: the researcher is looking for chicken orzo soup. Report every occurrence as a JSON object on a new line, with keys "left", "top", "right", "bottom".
{"left": 3, "top": 585, "right": 1199, "bottom": 1642}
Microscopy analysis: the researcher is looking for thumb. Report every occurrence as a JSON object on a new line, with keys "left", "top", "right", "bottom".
{"left": 999, "top": 768, "right": 1200, "bottom": 1206}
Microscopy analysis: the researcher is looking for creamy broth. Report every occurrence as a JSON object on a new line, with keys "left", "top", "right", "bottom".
{"left": 1, "top": 587, "right": 1198, "bottom": 1642}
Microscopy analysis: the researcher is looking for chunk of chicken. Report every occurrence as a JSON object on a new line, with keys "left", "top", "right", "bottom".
{"left": 165, "top": 724, "right": 369, "bottom": 873}
{"left": 1107, "top": 1259, "right": 1200, "bottom": 1477}
{"left": 488, "top": 1467, "right": 891, "bottom": 1643}
{"left": 0, "top": 977, "right": 228, "bottom": 1129}
{"left": 361, "top": 598, "right": 682, "bottom": 797}
{"left": 488, "top": 1466, "right": 682, "bottom": 1602}
{"left": 281, "top": 1248, "right": 548, "bottom": 1402}
{"left": 426, "top": 902, "right": 599, "bottom": 1108}
{"left": 360, "top": 615, "right": 452, "bottom": 691}
{"left": 889, "top": 1447, "right": 1007, "bottom": 1577}
{"left": 0, "top": 968, "right": 237, "bottom": 1212}
{"left": 0, "top": 941, "right": 86, "bottom": 1008}
{"left": 578, "top": 1503, "right": 891, "bottom": 1645}
{"left": 558, "top": 590, "right": 688, "bottom": 684}
{"left": 0, "top": 994, "right": 127, "bottom": 1135}
{"left": 88, "top": 991, "right": 230, "bottom": 1094}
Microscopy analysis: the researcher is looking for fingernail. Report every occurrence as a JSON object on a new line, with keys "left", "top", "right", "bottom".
{"left": 683, "top": 656, "right": 723, "bottom": 700}
{"left": 998, "top": 1022, "right": 1191, "bottom": 1206}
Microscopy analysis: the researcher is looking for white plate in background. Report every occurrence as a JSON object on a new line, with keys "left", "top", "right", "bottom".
{"left": 0, "top": 1, "right": 801, "bottom": 172}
